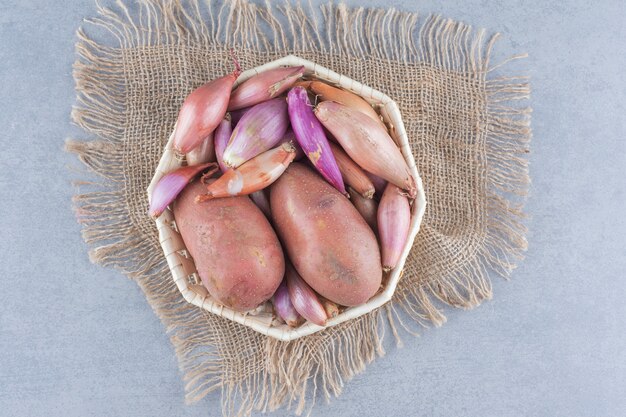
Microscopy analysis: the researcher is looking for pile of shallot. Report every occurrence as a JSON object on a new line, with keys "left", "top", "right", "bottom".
{"left": 149, "top": 61, "right": 415, "bottom": 328}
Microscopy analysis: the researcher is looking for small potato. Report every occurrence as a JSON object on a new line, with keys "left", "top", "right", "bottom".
{"left": 174, "top": 180, "right": 284, "bottom": 311}
{"left": 270, "top": 163, "right": 382, "bottom": 306}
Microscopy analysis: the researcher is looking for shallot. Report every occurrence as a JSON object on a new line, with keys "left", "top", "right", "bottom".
{"left": 213, "top": 117, "right": 232, "bottom": 173}
{"left": 276, "top": 130, "right": 305, "bottom": 160}
{"left": 315, "top": 101, "right": 416, "bottom": 198}
{"left": 149, "top": 163, "right": 217, "bottom": 218}
{"left": 366, "top": 171, "right": 387, "bottom": 199}
{"left": 287, "top": 87, "right": 346, "bottom": 195}
{"left": 196, "top": 142, "right": 296, "bottom": 202}
{"left": 229, "top": 107, "right": 250, "bottom": 127}
{"left": 173, "top": 63, "right": 240, "bottom": 153}
{"left": 329, "top": 142, "right": 375, "bottom": 199}
{"left": 308, "top": 81, "right": 383, "bottom": 126}
{"left": 285, "top": 263, "right": 327, "bottom": 326}
{"left": 222, "top": 98, "right": 289, "bottom": 168}
{"left": 228, "top": 66, "right": 305, "bottom": 111}
{"left": 185, "top": 133, "right": 215, "bottom": 165}
{"left": 348, "top": 187, "right": 378, "bottom": 232}
{"left": 378, "top": 183, "right": 411, "bottom": 272}
{"left": 272, "top": 279, "right": 303, "bottom": 327}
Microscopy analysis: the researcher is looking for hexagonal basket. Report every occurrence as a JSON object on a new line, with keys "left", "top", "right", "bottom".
{"left": 147, "top": 55, "right": 426, "bottom": 341}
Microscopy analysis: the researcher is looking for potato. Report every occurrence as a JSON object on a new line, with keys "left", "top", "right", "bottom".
{"left": 270, "top": 163, "right": 382, "bottom": 306}
{"left": 174, "top": 180, "right": 284, "bottom": 311}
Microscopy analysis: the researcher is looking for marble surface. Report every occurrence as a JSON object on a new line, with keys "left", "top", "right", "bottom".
{"left": 1, "top": 0, "right": 624, "bottom": 416}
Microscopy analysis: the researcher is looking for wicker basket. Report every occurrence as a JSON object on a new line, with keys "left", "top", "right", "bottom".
{"left": 147, "top": 55, "right": 426, "bottom": 341}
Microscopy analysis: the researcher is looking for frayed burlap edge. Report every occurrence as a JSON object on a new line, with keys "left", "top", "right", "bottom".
{"left": 66, "top": 1, "right": 530, "bottom": 415}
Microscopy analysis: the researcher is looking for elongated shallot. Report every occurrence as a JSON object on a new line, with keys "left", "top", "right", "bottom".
{"left": 173, "top": 62, "right": 240, "bottom": 153}
{"left": 287, "top": 87, "right": 346, "bottom": 195}
{"left": 149, "top": 163, "right": 217, "bottom": 218}
{"left": 315, "top": 101, "right": 416, "bottom": 198}
{"left": 285, "top": 263, "right": 327, "bottom": 326}
{"left": 228, "top": 66, "right": 304, "bottom": 111}
{"left": 273, "top": 279, "right": 303, "bottom": 327}
{"left": 196, "top": 143, "right": 296, "bottom": 202}
{"left": 377, "top": 183, "right": 411, "bottom": 272}
{"left": 222, "top": 98, "right": 289, "bottom": 168}
{"left": 329, "top": 142, "right": 375, "bottom": 199}
{"left": 185, "top": 133, "right": 215, "bottom": 165}
{"left": 348, "top": 187, "right": 379, "bottom": 232}
{"left": 309, "top": 81, "right": 383, "bottom": 126}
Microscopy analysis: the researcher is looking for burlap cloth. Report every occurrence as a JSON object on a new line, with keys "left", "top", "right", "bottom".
{"left": 67, "top": 1, "right": 530, "bottom": 415}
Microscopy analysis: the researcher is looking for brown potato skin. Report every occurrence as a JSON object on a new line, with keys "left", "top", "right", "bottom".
{"left": 270, "top": 163, "right": 382, "bottom": 306}
{"left": 174, "top": 180, "right": 284, "bottom": 311}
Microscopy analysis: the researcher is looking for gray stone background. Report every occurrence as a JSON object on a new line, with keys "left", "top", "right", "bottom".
{"left": 1, "top": 0, "right": 625, "bottom": 416}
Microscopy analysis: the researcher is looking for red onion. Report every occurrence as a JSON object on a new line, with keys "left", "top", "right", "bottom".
{"left": 272, "top": 279, "right": 303, "bottom": 327}
{"left": 222, "top": 98, "right": 289, "bottom": 168}
{"left": 287, "top": 87, "right": 346, "bottom": 195}
{"left": 378, "top": 183, "right": 411, "bottom": 272}
{"left": 148, "top": 163, "right": 217, "bottom": 218}
{"left": 286, "top": 263, "right": 327, "bottom": 326}
{"left": 315, "top": 101, "right": 416, "bottom": 198}
{"left": 228, "top": 66, "right": 305, "bottom": 111}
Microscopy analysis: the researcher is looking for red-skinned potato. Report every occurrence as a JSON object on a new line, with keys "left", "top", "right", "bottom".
{"left": 174, "top": 180, "right": 284, "bottom": 311}
{"left": 270, "top": 163, "right": 382, "bottom": 306}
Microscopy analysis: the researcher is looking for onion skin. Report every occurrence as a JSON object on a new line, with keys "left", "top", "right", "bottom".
{"left": 308, "top": 81, "right": 383, "bottom": 126}
{"left": 315, "top": 101, "right": 416, "bottom": 198}
{"left": 250, "top": 190, "right": 272, "bottom": 218}
{"left": 185, "top": 133, "right": 215, "bottom": 165}
{"left": 348, "top": 187, "right": 378, "bottom": 232}
{"left": 223, "top": 98, "right": 289, "bottom": 168}
{"left": 213, "top": 118, "right": 232, "bottom": 173}
{"left": 377, "top": 183, "right": 411, "bottom": 272}
{"left": 228, "top": 66, "right": 305, "bottom": 111}
{"left": 148, "top": 163, "right": 217, "bottom": 218}
{"left": 287, "top": 87, "right": 346, "bottom": 195}
{"left": 285, "top": 263, "right": 327, "bottom": 326}
{"left": 273, "top": 279, "right": 303, "bottom": 327}
{"left": 174, "top": 71, "right": 239, "bottom": 154}
{"left": 196, "top": 143, "right": 296, "bottom": 202}
{"left": 329, "top": 142, "right": 375, "bottom": 199}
